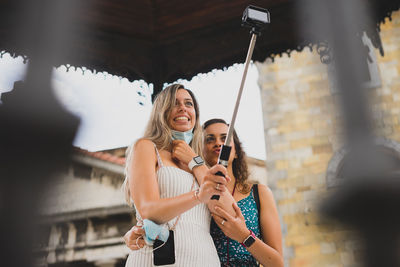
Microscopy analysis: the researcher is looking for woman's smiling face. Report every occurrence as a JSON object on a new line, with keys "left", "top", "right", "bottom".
{"left": 167, "top": 89, "right": 196, "bottom": 132}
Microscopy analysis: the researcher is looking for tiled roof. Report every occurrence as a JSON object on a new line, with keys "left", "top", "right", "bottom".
{"left": 73, "top": 147, "right": 264, "bottom": 168}
{"left": 74, "top": 147, "right": 126, "bottom": 166}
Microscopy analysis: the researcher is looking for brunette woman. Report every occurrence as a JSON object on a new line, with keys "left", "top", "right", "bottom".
{"left": 204, "top": 119, "right": 283, "bottom": 267}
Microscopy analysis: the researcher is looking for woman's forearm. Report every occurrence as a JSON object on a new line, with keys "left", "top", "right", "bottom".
{"left": 246, "top": 238, "right": 284, "bottom": 267}
{"left": 138, "top": 190, "right": 200, "bottom": 224}
{"left": 191, "top": 164, "right": 208, "bottom": 184}
{"left": 138, "top": 165, "right": 228, "bottom": 224}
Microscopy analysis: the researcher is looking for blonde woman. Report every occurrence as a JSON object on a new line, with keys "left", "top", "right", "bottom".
{"left": 123, "top": 84, "right": 229, "bottom": 266}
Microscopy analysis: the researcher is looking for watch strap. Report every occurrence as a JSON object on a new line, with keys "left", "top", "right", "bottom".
{"left": 188, "top": 156, "right": 204, "bottom": 171}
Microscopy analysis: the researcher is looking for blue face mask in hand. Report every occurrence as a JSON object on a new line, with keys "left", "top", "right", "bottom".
{"left": 171, "top": 129, "right": 194, "bottom": 144}
{"left": 143, "top": 219, "right": 170, "bottom": 246}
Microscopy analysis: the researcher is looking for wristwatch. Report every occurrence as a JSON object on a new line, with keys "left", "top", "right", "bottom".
{"left": 241, "top": 230, "right": 256, "bottom": 248}
{"left": 188, "top": 155, "right": 205, "bottom": 171}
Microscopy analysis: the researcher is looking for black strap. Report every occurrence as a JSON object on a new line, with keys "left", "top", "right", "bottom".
{"left": 253, "top": 184, "right": 262, "bottom": 240}
{"left": 253, "top": 184, "right": 260, "bottom": 213}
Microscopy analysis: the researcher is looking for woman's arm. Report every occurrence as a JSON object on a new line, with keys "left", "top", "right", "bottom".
{"left": 171, "top": 140, "right": 234, "bottom": 215}
{"left": 171, "top": 140, "right": 210, "bottom": 185}
{"left": 212, "top": 185, "right": 283, "bottom": 267}
{"left": 130, "top": 139, "right": 228, "bottom": 224}
{"left": 171, "top": 139, "right": 231, "bottom": 194}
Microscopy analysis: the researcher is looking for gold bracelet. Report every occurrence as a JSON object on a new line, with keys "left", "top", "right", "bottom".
{"left": 193, "top": 189, "right": 201, "bottom": 202}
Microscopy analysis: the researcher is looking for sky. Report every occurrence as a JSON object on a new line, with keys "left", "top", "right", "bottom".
{"left": 0, "top": 53, "right": 266, "bottom": 160}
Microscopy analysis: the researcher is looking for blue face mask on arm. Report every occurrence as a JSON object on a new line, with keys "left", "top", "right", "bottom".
{"left": 171, "top": 129, "right": 194, "bottom": 144}
{"left": 142, "top": 219, "right": 170, "bottom": 246}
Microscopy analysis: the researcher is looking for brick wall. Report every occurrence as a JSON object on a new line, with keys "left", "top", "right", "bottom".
{"left": 256, "top": 10, "right": 400, "bottom": 267}
{"left": 374, "top": 13, "right": 400, "bottom": 140}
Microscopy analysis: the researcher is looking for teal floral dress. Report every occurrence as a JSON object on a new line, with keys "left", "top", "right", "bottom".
{"left": 210, "top": 186, "right": 261, "bottom": 266}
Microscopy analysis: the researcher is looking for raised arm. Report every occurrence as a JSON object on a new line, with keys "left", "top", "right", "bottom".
{"left": 171, "top": 139, "right": 209, "bottom": 185}
{"left": 130, "top": 139, "right": 228, "bottom": 224}
{"left": 171, "top": 140, "right": 235, "bottom": 216}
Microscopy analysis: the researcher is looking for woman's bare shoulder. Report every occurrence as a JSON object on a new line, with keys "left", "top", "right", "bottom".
{"left": 131, "top": 139, "right": 157, "bottom": 160}
{"left": 256, "top": 183, "right": 271, "bottom": 194}
{"left": 134, "top": 138, "right": 154, "bottom": 149}
{"left": 255, "top": 184, "right": 276, "bottom": 203}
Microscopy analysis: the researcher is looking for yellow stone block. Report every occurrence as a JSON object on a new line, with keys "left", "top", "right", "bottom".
{"left": 287, "top": 168, "right": 311, "bottom": 179}
{"left": 290, "top": 257, "right": 309, "bottom": 267}
{"left": 295, "top": 121, "right": 313, "bottom": 131}
{"left": 289, "top": 159, "right": 303, "bottom": 169}
{"left": 272, "top": 142, "right": 290, "bottom": 152}
{"left": 288, "top": 223, "right": 322, "bottom": 236}
{"left": 309, "top": 162, "right": 328, "bottom": 174}
{"left": 277, "top": 125, "right": 293, "bottom": 134}
{"left": 296, "top": 243, "right": 321, "bottom": 257}
{"left": 290, "top": 139, "right": 311, "bottom": 149}
{"left": 311, "top": 119, "right": 332, "bottom": 130}
{"left": 302, "top": 155, "right": 321, "bottom": 166}
{"left": 296, "top": 185, "right": 311, "bottom": 192}
{"left": 312, "top": 144, "right": 333, "bottom": 154}
{"left": 310, "top": 136, "right": 331, "bottom": 146}
{"left": 381, "top": 95, "right": 395, "bottom": 103}
{"left": 276, "top": 176, "right": 305, "bottom": 189}
{"left": 275, "top": 160, "right": 289, "bottom": 170}
{"left": 278, "top": 193, "right": 303, "bottom": 205}
{"left": 286, "top": 233, "right": 316, "bottom": 246}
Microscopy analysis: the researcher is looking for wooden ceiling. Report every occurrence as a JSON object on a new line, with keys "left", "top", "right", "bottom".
{"left": 0, "top": 0, "right": 399, "bottom": 95}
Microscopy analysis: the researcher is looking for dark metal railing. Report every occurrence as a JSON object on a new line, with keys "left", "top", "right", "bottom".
{"left": 1, "top": 1, "right": 399, "bottom": 266}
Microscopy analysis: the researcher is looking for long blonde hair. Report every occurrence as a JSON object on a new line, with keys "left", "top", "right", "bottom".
{"left": 123, "top": 84, "right": 203, "bottom": 206}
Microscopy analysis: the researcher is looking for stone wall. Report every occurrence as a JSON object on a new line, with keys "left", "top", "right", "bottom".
{"left": 256, "top": 10, "right": 400, "bottom": 267}
{"left": 373, "top": 13, "right": 400, "bottom": 140}
{"left": 35, "top": 154, "right": 134, "bottom": 267}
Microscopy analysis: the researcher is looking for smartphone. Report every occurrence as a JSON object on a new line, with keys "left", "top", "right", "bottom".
{"left": 153, "top": 230, "right": 175, "bottom": 266}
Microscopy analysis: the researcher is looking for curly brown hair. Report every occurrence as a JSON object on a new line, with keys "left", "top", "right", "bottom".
{"left": 203, "top": 118, "right": 251, "bottom": 194}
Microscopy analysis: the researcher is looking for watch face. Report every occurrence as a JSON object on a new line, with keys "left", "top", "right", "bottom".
{"left": 194, "top": 156, "right": 204, "bottom": 164}
{"left": 244, "top": 235, "right": 256, "bottom": 247}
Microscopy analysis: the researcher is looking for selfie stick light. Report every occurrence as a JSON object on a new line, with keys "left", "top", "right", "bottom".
{"left": 212, "top": 5, "right": 270, "bottom": 200}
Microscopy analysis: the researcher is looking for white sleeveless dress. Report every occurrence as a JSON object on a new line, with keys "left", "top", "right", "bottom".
{"left": 125, "top": 146, "right": 220, "bottom": 267}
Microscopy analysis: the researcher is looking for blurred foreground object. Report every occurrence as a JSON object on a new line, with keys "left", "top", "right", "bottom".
{"left": 298, "top": 0, "right": 400, "bottom": 266}
{"left": 0, "top": 1, "right": 80, "bottom": 266}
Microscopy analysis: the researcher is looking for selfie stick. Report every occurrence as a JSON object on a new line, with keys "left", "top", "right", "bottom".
{"left": 211, "top": 6, "right": 270, "bottom": 200}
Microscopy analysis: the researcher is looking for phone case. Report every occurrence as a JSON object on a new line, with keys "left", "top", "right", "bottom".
{"left": 153, "top": 230, "right": 175, "bottom": 266}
